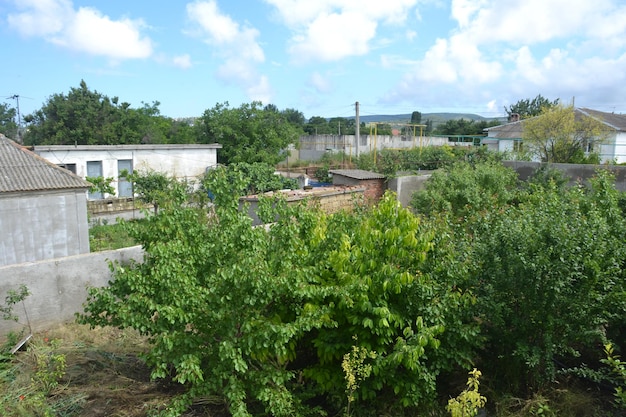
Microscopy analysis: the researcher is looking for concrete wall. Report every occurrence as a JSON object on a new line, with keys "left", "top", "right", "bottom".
{"left": 503, "top": 161, "right": 626, "bottom": 191}
{"left": 388, "top": 173, "right": 434, "bottom": 207}
{"left": 0, "top": 189, "right": 90, "bottom": 267}
{"left": 298, "top": 135, "right": 452, "bottom": 161}
{"left": 35, "top": 144, "right": 220, "bottom": 198}
{"left": 0, "top": 246, "right": 143, "bottom": 335}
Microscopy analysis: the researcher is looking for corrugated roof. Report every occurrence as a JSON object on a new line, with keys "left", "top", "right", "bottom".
{"left": 0, "top": 134, "right": 91, "bottom": 193}
{"left": 329, "top": 169, "right": 386, "bottom": 180}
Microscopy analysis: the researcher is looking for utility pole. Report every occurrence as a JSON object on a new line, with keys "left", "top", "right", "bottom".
{"left": 355, "top": 101, "right": 360, "bottom": 157}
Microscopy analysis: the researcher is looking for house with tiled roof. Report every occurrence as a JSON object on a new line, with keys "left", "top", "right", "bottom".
{"left": 483, "top": 108, "right": 626, "bottom": 163}
{"left": 0, "top": 134, "right": 91, "bottom": 266}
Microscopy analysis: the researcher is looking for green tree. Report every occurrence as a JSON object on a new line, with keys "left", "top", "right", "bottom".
{"left": 411, "top": 161, "right": 520, "bottom": 218}
{"left": 410, "top": 111, "right": 422, "bottom": 125}
{"left": 0, "top": 102, "right": 18, "bottom": 139}
{"left": 22, "top": 81, "right": 182, "bottom": 146}
{"left": 433, "top": 118, "right": 499, "bottom": 136}
{"left": 472, "top": 172, "right": 626, "bottom": 390}
{"left": 504, "top": 94, "right": 559, "bottom": 120}
{"left": 281, "top": 108, "right": 306, "bottom": 131}
{"left": 202, "top": 162, "right": 298, "bottom": 197}
{"left": 195, "top": 101, "right": 300, "bottom": 165}
{"left": 129, "top": 170, "right": 191, "bottom": 214}
{"left": 79, "top": 185, "right": 479, "bottom": 416}
{"left": 304, "top": 116, "right": 331, "bottom": 135}
{"left": 522, "top": 104, "right": 611, "bottom": 163}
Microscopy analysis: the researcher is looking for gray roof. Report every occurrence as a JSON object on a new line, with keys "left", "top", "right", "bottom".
{"left": 329, "top": 169, "right": 385, "bottom": 180}
{"left": 577, "top": 108, "right": 626, "bottom": 131}
{"left": 0, "top": 134, "right": 91, "bottom": 193}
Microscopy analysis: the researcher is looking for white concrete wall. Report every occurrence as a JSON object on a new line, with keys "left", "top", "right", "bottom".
{"left": 603, "top": 132, "right": 626, "bottom": 164}
{"left": 35, "top": 145, "right": 220, "bottom": 198}
{"left": 0, "top": 190, "right": 90, "bottom": 267}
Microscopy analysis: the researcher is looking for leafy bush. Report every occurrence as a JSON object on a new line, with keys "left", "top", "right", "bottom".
{"left": 79, "top": 186, "right": 479, "bottom": 416}
{"left": 411, "top": 161, "right": 520, "bottom": 218}
{"left": 471, "top": 171, "right": 626, "bottom": 391}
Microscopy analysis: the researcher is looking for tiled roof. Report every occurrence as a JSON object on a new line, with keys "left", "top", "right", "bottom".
{"left": 0, "top": 134, "right": 91, "bottom": 193}
{"left": 329, "top": 169, "right": 385, "bottom": 180}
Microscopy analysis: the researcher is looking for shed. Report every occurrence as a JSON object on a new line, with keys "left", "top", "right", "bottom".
{"left": 0, "top": 134, "right": 91, "bottom": 266}
{"left": 329, "top": 169, "right": 386, "bottom": 202}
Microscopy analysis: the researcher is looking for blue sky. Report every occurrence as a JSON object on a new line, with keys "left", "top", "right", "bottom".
{"left": 2, "top": 0, "right": 626, "bottom": 120}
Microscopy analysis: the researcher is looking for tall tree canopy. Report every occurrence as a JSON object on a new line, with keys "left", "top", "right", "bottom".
{"left": 504, "top": 94, "right": 560, "bottom": 120}
{"left": 522, "top": 104, "right": 611, "bottom": 163}
{"left": 22, "top": 80, "right": 194, "bottom": 146}
{"left": 195, "top": 101, "right": 301, "bottom": 165}
{"left": 433, "top": 118, "right": 500, "bottom": 136}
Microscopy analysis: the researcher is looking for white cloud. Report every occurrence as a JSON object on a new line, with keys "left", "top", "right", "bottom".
{"left": 452, "top": 0, "right": 626, "bottom": 45}
{"left": 309, "top": 72, "right": 332, "bottom": 93}
{"left": 384, "top": 0, "right": 626, "bottom": 114}
{"left": 173, "top": 54, "right": 193, "bottom": 69}
{"left": 187, "top": 0, "right": 271, "bottom": 102}
{"left": 264, "top": 0, "right": 419, "bottom": 62}
{"left": 7, "top": 0, "right": 153, "bottom": 60}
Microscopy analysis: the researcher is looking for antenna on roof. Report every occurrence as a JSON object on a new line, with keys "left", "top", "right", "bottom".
{"left": 4, "top": 94, "right": 32, "bottom": 143}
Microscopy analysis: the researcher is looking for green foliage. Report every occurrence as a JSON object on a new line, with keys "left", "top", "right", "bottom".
{"left": 471, "top": 171, "right": 626, "bottom": 390}
{"left": 342, "top": 340, "right": 376, "bottom": 416}
{"left": 195, "top": 101, "right": 300, "bottom": 165}
{"left": 446, "top": 369, "right": 486, "bottom": 417}
{"left": 522, "top": 104, "right": 611, "bottom": 163}
{"left": 411, "top": 161, "right": 520, "bottom": 218}
{"left": 603, "top": 343, "right": 626, "bottom": 408}
{"left": 129, "top": 170, "right": 191, "bottom": 214}
{"left": 89, "top": 221, "right": 138, "bottom": 251}
{"left": 0, "top": 337, "right": 73, "bottom": 417}
{"left": 0, "top": 102, "right": 18, "bottom": 139}
{"left": 22, "top": 80, "right": 192, "bottom": 146}
{"left": 433, "top": 118, "right": 500, "bottom": 136}
{"left": 1, "top": 285, "right": 30, "bottom": 322}
{"left": 504, "top": 95, "right": 560, "bottom": 119}
{"left": 78, "top": 187, "right": 479, "bottom": 416}
{"left": 202, "top": 162, "right": 298, "bottom": 199}
{"left": 85, "top": 176, "right": 115, "bottom": 197}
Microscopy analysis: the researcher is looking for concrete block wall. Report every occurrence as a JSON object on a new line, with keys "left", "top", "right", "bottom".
{"left": 87, "top": 197, "right": 138, "bottom": 215}
{"left": 0, "top": 246, "right": 143, "bottom": 336}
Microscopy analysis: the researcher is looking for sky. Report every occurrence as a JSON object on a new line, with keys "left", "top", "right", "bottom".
{"left": 1, "top": 0, "right": 626, "bottom": 121}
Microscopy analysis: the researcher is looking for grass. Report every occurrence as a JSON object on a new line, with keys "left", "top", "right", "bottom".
{"left": 89, "top": 221, "right": 138, "bottom": 252}
{"left": 0, "top": 323, "right": 622, "bottom": 417}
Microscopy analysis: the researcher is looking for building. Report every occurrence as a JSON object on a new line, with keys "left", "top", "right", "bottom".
{"left": 329, "top": 169, "right": 386, "bottom": 202}
{"left": 483, "top": 108, "right": 626, "bottom": 163}
{"left": 34, "top": 143, "right": 222, "bottom": 199}
{"left": 0, "top": 134, "right": 91, "bottom": 266}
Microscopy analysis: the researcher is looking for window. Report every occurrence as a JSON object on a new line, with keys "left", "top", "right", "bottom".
{"left": 117, "top": 160, "right": 133, "bottom": 197}
{"left": 86, "top": 161, "right": 103, "bottom": 199}
{"left": 57, "top": 163, "right": 77, "bottom": 174}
